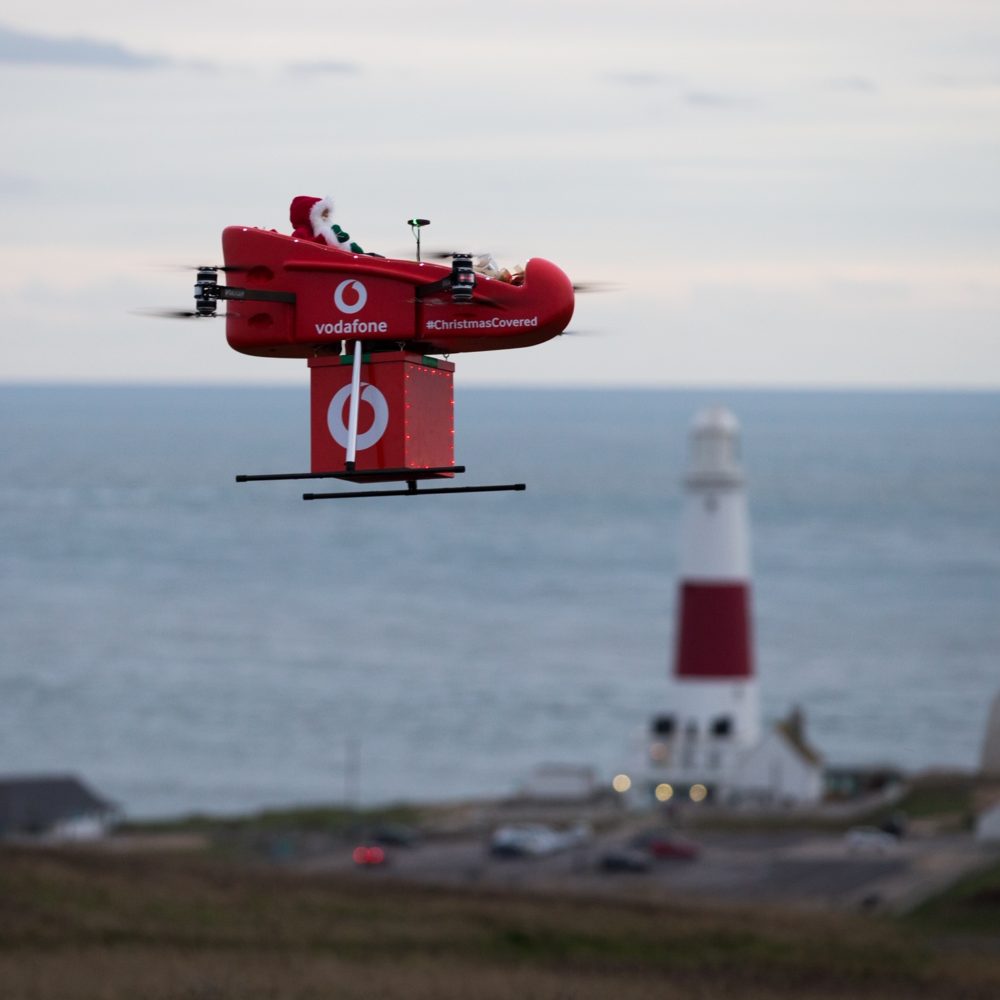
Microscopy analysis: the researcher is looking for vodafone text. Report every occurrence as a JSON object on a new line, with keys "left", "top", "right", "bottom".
{"left": 315, "top": 319, "right": 389, "bottom": 335}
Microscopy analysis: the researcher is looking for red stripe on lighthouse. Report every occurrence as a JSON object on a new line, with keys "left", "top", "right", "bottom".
{"left": 674, "top": 582, "right": 754, "bottom": 679}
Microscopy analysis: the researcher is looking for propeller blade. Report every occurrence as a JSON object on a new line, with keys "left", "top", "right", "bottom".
{"left": 572, "top": 281, "right": 618, "bottom": 293}
{"left": 133, "top": 308, "right": 229, "bottom": 320}
{"left": 156, "top": 263, "right": 249, "bottom": 274}
{"left": 425, "top": 249, "right": 507, "bottom": 261}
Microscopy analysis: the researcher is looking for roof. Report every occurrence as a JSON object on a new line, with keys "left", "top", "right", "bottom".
{"left": 774, "top": 713, "right": 824, "bottom": 767}
{"left": 0, "top": 775, "right": 116, "bottom": 834}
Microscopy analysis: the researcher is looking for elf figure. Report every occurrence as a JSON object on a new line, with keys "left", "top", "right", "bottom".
{"left": 289, "top": 195, "right": 365, "bottom": 253}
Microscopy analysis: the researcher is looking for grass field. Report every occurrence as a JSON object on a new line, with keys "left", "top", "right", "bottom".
{"left": 2, "top": 846, "right": 1000, "bottom": 999}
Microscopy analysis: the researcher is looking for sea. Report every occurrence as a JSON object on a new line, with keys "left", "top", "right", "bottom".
{"left": 1, "top": 385, "right": 998, "bottom": 819}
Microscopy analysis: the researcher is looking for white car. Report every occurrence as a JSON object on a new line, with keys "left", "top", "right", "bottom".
{"left": 845, "top": 826, "right": 898, "bottom": 854}
{"left": 489, "top": 823, "right": 590, "bottom": 858}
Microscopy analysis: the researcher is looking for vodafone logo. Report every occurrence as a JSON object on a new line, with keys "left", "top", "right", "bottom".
{"left": 333, "top": 279, "right": 367, "bottom": 314}
{"left": 328, "top": 381, "right": 389, "bottom": 451}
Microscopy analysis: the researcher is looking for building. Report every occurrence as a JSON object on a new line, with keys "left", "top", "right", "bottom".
{"left": 0, "top": 774, "right": 118, "bottom": 841}
{"left": 640, "top": 407, "right": 823, "bottom": 807}
{"left": 977, "top": 803, "right": 1000, "bottom": 842}
{"left": 980, "top": 691, "right": 1000, "bottom": 778}
{"left": 730, "top": 707, "right": 825, "bottom": 806}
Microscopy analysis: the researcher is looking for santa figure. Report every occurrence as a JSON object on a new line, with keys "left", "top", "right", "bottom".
{"left": 289, "top": 195, "right": 365, "bottom": 253}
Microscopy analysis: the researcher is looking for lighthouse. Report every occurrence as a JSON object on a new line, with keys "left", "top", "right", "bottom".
{"left": 635, "top": 406, "right": 825, "bottom": 808}
{"left": 647, "top": 407, "right": 761, "bottom": 799}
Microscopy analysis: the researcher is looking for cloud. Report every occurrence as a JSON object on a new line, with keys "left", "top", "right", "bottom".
{"left": 603, "top": 71, "right": 679, "bottom": 88}
{"left": 823, "top": 76, "right": 878, "bottom": 94}
{"left": 682, "top": 90, "right": 755, "bottom": 110}
{"left": 826, "top": 277, "right": 909, "bottom": 302}
{"left": 0, "top": 170, "right": 37, "bottom": 198}
{"left": 926, "top": 73, "right": 1000, "bottom": 91}
{"left": 602, "top": 72, "right": 755, "bottom": 110}
{"left": 286, "top": 60, "right": 362, "bottom": 76}
{"left": 0, "top": 23, "right": 167, "bottom": 69}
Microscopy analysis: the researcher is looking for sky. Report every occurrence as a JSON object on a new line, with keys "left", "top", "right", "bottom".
{"left": 0, "top": 1, "right": 998, "bottom": 387}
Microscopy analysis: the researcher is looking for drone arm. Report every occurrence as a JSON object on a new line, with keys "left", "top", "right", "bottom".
{"left": 193, "top": 268, "right": 295, "bottom": 317}
{"left": 217, "top": 287, "right": 296, "bottom": 304}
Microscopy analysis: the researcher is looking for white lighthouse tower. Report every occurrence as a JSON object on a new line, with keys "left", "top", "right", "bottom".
{"left": 647, "top": 407, "right": 761, "bottom": 799}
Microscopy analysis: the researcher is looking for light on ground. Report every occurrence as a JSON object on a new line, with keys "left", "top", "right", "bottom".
{"left": 655, "top": 783, "right": 674, "bottom": 802}
{"left": 612, "top": 773, "right": 632, "bottom": 793}
{"left": 689, "top": 783, "right": 708, "bottom": 802}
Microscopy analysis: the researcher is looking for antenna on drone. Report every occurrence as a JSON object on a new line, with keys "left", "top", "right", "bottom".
{"left": 408, "top": 218, "right": 430, "bottom": 262}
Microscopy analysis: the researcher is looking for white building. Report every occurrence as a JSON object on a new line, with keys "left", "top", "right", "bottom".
{"left": 980, "top": 691, "right": 1000, "bottom": 778}
{"left": 976, "top": 802, "right": 1000, "bottom": 843}
{"left": 640, "top": 408, "right": 823, "bottom": 808}
{"left": 730, "top": 709, "right": 825, "bottom": 806}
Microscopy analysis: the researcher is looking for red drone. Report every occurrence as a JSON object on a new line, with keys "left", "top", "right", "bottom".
{"left": 184, "top": 217, "right": 579, "bottom": 499}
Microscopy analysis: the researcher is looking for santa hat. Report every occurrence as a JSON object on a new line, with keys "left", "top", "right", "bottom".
{"left": 289, "top": 195, "right": 335, "bottom": 236}
{"left": 289, "top": 195, "right": 318, "bottom": 229}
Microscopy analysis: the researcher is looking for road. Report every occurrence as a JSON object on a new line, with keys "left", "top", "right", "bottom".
{"left": 300, "top": 824, "right": 997, "bottom": 914}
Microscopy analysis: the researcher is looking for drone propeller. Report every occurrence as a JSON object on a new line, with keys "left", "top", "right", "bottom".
{"left": 395, "top": 248, "right": 507, "bottom": 263}
{"left": 170, "top": 263, "right": 249, "bottom": 274}
{"left": 425, "top": 250, "right": 473, "bottom": 261}
{"left": 407, "top": 259, "right": 615, "bottom": 294}
{"left": 133, "top": 307, "right": 231, "bottom": 320}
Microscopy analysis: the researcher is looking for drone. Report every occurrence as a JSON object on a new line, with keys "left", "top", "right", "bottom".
{"left": 174, "top": 219, "right": 580, "bottom": 500}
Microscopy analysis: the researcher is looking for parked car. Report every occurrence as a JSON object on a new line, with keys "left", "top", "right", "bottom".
{"left": 878, "top": 812, "right": 908, "bottom": 838}
{"left": 845, "top": 826, "right": 898, "bottom": 854}
{"left": 352, "top": 844, "right": 388, "bottom": 867}
{"left": 489, "top": 823, "right": 589, "bottom": 858}
{"left": 599, "top": 848, "right": 652, "bottom": 873}
{"left": 630, "top": 829, "right": 700, "bottom": 860}
{"left": 369, "top": 823, "right": 420, "bottom": 847}
{"left": 490, "top": 824, "right": 559, "bottom": 858}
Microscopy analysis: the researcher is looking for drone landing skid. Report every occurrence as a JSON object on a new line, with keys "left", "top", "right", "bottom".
{"left": 235, "top": 466, "right": 526, "bottom": 501}
{"left": 303, "top": 482, "right": 526, "bottom": 501}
